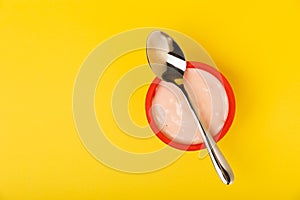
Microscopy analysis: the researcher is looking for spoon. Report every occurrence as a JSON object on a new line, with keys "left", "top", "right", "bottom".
{"left": 146, "top": 30, "right": 234, "bottom": 185}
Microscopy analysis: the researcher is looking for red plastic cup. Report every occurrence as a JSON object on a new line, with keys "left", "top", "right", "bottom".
{"left": 145, "top": 61, "right": 236, "bottom": 151}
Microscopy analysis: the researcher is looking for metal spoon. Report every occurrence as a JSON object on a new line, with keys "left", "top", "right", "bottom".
{"left": 146, "top": 30, "right": 234, "bottom": 185}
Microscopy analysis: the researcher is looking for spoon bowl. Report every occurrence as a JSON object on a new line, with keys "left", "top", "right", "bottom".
{"left": 146, "top": 31, "right": 186, "bottom": 84}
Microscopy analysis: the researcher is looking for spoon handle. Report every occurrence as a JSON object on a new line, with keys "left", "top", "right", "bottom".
{"left": 179, "top": 86, "right": 234, "bottom": 185}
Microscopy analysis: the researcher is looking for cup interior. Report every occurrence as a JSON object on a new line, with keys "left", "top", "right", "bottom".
{"left": 145, "top": 61, "right": 236, "bottom": 151}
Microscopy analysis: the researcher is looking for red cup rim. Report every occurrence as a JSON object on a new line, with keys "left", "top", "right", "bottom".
{"left": 145, "top": 61, "right": 236, "bottom": 151}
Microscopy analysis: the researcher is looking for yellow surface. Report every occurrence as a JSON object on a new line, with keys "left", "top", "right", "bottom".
{"left": 1, "top": 0, "right": 300, "bottom": 199}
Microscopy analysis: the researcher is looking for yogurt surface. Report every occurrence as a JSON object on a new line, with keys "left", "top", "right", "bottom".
{"left": 151, "top": 68, "right": 229, "bottom": 145}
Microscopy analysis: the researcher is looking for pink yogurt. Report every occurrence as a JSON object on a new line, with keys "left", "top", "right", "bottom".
{"left": 145, "top": 61, "right": 235, "bottom": 151}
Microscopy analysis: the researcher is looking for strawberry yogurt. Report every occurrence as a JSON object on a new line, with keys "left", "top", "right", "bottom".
{"left": 146, "top": 62, "right": 235, "bottom": 150}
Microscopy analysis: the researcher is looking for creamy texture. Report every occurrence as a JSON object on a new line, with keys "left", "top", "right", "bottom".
{"left": 151, "top": 68, "right": 229, "bottom": 145}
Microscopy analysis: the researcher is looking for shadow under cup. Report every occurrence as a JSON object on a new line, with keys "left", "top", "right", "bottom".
{"left": 145, "top": 61, "right": 236, "bottom": 151}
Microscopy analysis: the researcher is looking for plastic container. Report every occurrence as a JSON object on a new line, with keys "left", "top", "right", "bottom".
{"left": 145, "top": 61, "right": 235, "bottom": 151}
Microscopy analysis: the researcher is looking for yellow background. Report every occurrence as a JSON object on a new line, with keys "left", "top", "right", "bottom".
{"left": 1, "top": 0, "right": 300, "bottom": 199}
